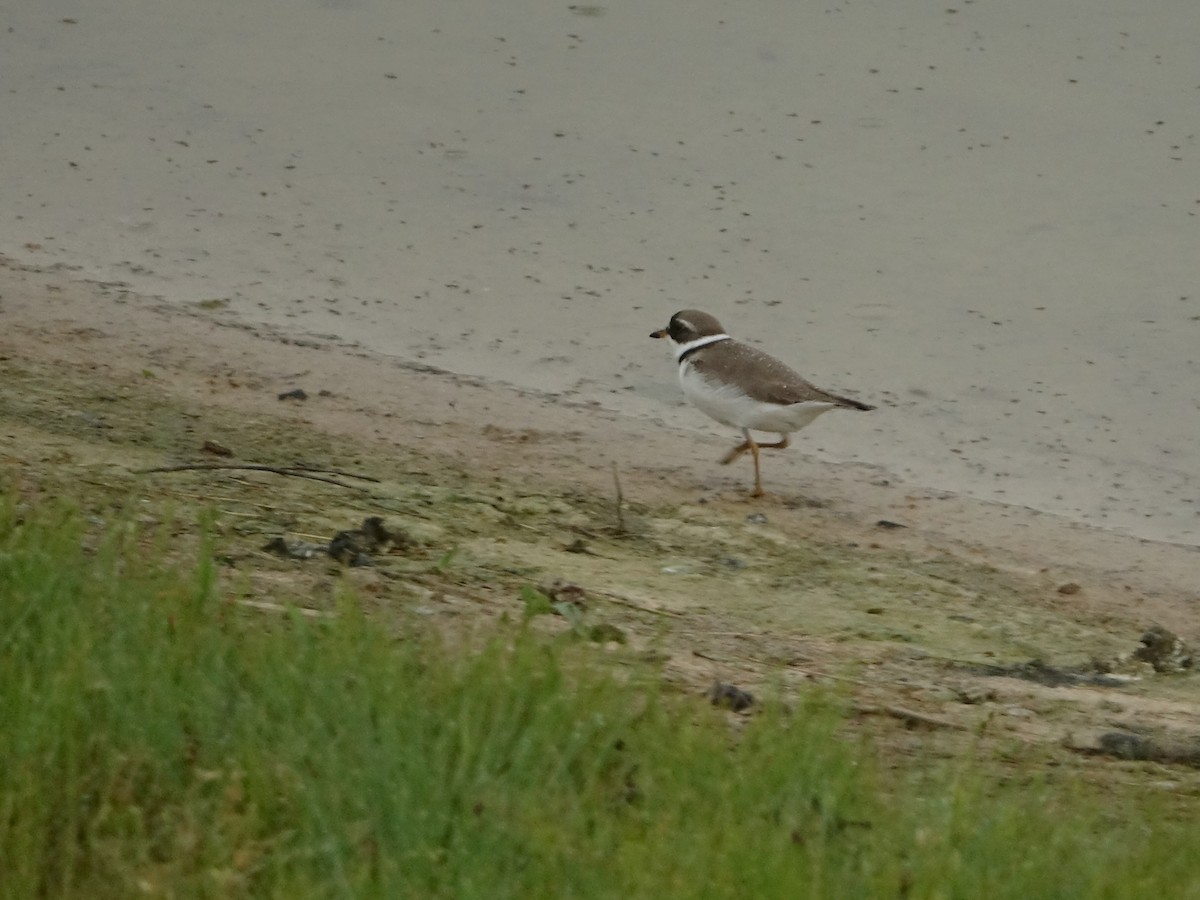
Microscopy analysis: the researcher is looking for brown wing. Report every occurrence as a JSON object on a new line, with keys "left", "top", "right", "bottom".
{"left": 692, "top": 342, "right": 874, "bottom": 410}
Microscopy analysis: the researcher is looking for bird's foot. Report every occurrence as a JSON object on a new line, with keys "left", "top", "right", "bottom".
{"left": 720, "top": 442, "right": 750, "bottom": 465}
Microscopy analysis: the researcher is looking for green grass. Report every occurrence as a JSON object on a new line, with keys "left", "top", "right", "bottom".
{"left": 2, "top": 494, "right": 1199, "bottom": 899}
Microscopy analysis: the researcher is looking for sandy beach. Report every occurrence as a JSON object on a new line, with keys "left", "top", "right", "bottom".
{"left": 2, "top": 0, "right": 1197, "bottom": 546}
{"left": 3, "top": 255, "right": 1198, "bottom": 614}
{"left": 6, "top": 254, "right": 1200, "bottom": 772}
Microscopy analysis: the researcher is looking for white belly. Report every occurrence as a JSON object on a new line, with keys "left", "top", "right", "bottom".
{"left": 679, "top": 363, "right": 837, "bottom": 435}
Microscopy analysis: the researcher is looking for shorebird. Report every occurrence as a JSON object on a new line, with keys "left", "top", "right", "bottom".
{"left": 651, "top": 309, "right": 874, "bottom": 497}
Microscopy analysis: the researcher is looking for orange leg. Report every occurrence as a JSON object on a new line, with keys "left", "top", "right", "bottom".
{"left": 720, "top": 441, "right": 751, "bottom": 465}
{"left": 747, "top": 434, "right": 764, "bottom": 497}
{"left": 720, "top": 433, "right": 790, "bottom": 465}
{"left": 720, "top": 428, "right": 791, "bottom": 497}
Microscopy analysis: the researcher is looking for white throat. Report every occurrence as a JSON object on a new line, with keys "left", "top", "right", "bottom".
{"left": 674, "top": 333, "right": 731, "bottom": 362}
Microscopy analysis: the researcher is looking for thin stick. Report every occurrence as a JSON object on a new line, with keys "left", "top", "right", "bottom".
{"left": 611, "top": 460, "right": 626, "bottom": 533}
{"left": 591, "top": 588, "right": 684, "bottom": 618}
{"left": 291, "top": 464, "right": 381, "bottom": 483}
{"left": 174, "top": 492, "right": 282, "bottom": 512}
{"left": 136, "top": 463, "right": 366, "bottom": 490}
{"left": 854, "top": 704, "right": 966, "bottom": 731}
{"left": 235, "top": 599, "right": 336, "bottom": 619}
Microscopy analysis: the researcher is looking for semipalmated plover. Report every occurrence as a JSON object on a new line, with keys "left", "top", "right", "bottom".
{"left": 651, "top": 309, "right": 874, "bottom": 497}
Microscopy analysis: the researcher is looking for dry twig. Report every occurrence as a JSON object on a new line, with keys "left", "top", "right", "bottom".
{"left": 235, "top": 599, "right": 336, "bottom": 619}
{"left": 136, "top": 463, "right": 374, "bottom": 490}
{"left": 611, "top": 460, "right": 626, "bottom": 533}
{"left": 854, "top": 704, "right": 966, "bottom": 731}
{"left": 592, "top": 588, "right": 684, "bottom": 618}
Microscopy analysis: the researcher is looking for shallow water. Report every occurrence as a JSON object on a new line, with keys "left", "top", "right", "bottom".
{"left": 3, "top": 0, "right": 1197, "bottom": 543}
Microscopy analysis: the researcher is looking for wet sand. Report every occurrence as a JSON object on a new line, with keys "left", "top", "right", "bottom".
{"left": 2, "top": 0, "right": 1197, "bottom": 543}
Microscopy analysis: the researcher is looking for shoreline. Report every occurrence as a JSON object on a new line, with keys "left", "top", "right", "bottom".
{"left": 3, "top": 255, "right": 1197, "bottom": 605}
